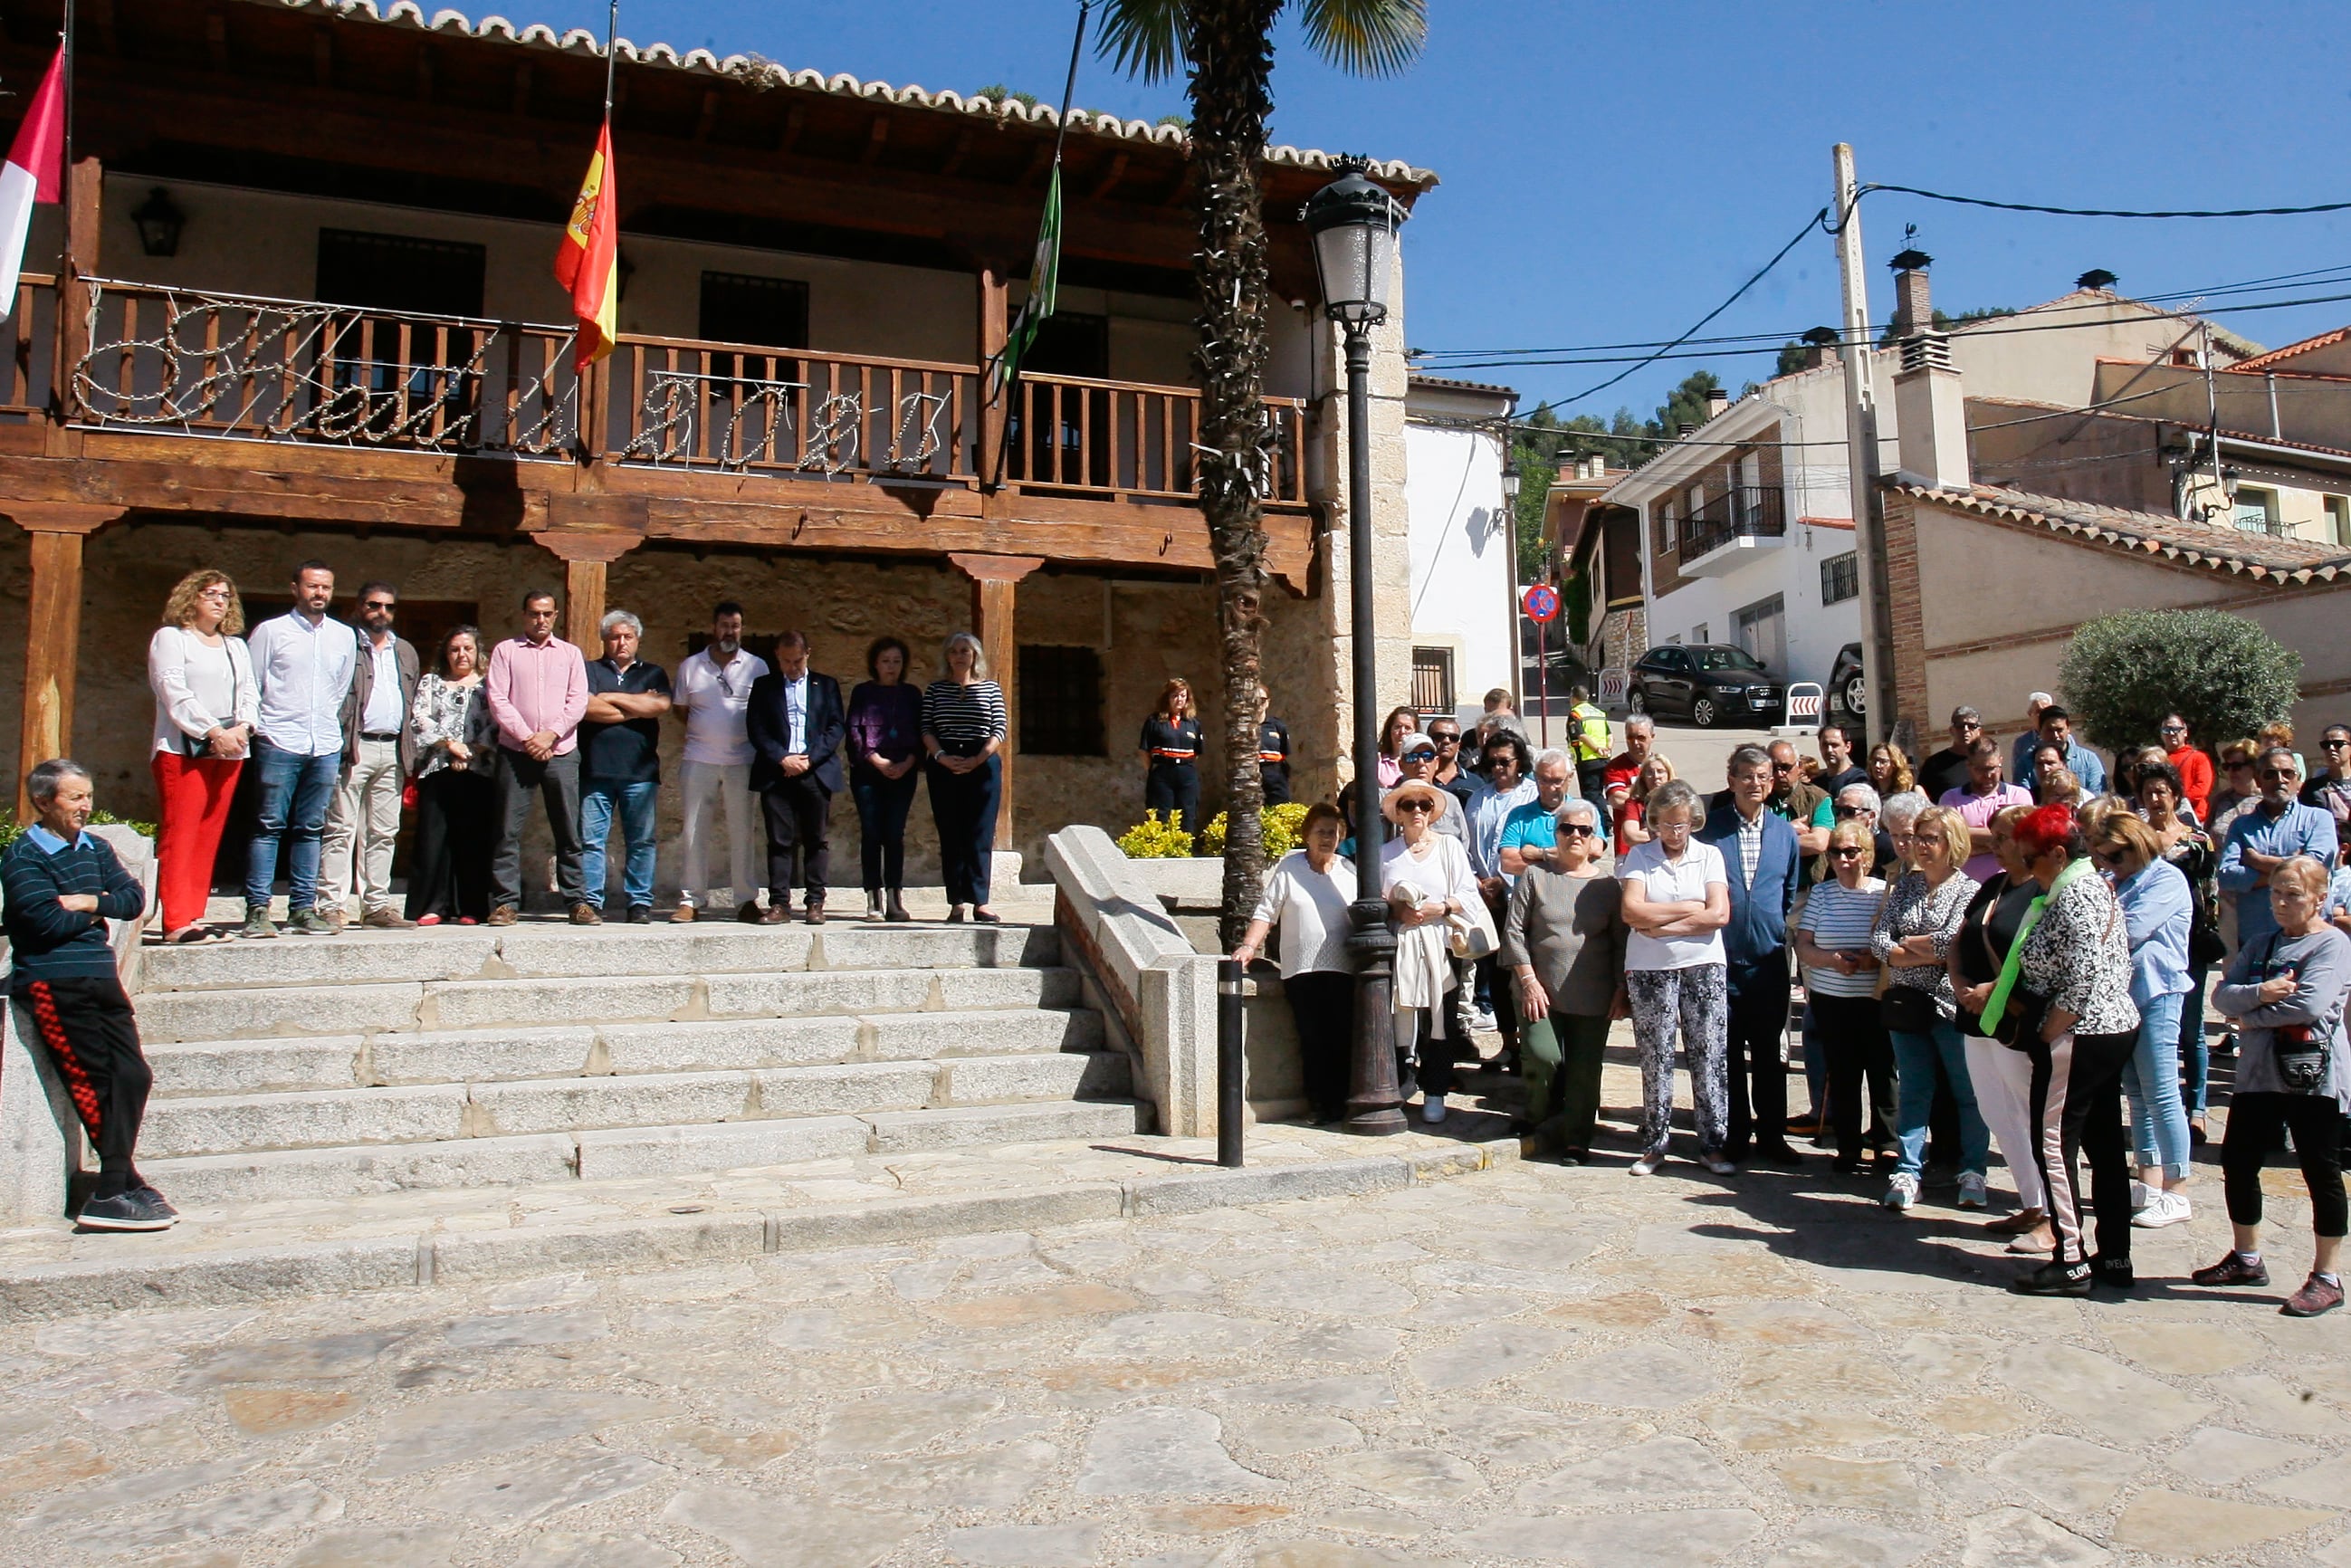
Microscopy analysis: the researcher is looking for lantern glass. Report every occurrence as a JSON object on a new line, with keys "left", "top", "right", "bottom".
{"left": 1304, "top": 169, "right": 1404, "bottom": 326}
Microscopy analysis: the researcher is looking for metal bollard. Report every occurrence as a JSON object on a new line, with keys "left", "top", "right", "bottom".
{"left": 1217, "top": 956, "right": 1245, "bottom": 1168}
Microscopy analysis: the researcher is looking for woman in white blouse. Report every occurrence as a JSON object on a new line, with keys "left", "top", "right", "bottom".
{"left": 1234, "top": 803, "right": 1356, "bottom": 1124}
{"left": 406, "top": 625, "right": 498, "bottom": 926}
{"left": 1382, "top": 779, "right": 1481, "bottom": 1123}
{"left": 1618, "top": 779, "right": 1735, "bottom": 1175}
{"left": 148, "top": 569, "right": 258, "bottom": 942}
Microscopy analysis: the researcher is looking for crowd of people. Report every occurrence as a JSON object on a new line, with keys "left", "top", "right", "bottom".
{"left": 1238, "top": 685, "right": 2351, "bottom": 1317}
{"left": 133, "top": 562, "right": 1018, "bottom": 940}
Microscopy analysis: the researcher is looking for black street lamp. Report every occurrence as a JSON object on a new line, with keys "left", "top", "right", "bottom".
{"left": 1305, "top": 160, "right": 1408, "bottom": 1136}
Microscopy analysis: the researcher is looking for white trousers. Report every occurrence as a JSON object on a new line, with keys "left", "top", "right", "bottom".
{"left": 678, "top": 759, "right": 757, "bottom": 907}
{"left": 321, "top": 737, "right": 404, "bottom": 913}
{"left": 1964, "top": 1033, "right": 2046, "bottom": 1211}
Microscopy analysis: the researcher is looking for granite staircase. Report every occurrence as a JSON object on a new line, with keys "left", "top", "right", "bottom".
{"left": 129, "top": 922, "right": 1138, "bottom": 1208}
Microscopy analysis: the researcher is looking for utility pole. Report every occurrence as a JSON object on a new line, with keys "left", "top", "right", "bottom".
{"left": 1833, "top": 143, "right": 1896, "bottom": 747}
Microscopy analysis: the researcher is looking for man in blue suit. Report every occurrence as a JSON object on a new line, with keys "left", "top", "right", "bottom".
{"left": 746, "top": 630, "right": 846, "bottom": 925}
{"left": 1701, "top": 744, "right": 1804, "bottom": 1164}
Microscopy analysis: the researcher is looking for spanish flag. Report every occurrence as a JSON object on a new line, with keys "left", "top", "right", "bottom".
{"left": 0, "top": 45, "right": 66, "bottom": 318}
{"left": 554, "top": 120, "right": 618, "bottom": 369}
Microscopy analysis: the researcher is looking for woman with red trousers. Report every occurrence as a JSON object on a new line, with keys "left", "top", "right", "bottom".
{"left": 148, "top": 569, "right": 258, "bottom": 943}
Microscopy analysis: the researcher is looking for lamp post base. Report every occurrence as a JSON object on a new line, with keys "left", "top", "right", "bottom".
{"left": 1343, "top": 897, "right": 1407, "bottom": 1135}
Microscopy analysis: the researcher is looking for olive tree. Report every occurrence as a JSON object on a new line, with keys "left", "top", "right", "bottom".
{"left": 2058, "top": 608, "right": 2301, "bottom": 753}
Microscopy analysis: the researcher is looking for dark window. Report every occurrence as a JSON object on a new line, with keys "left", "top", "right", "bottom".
{"left": 1009, "top": 311, "right": 1113, "bottom": 489}
{"left": 1821, "top": 550, "right": 1859, "bottom": 606}
{"left": 1410, "top": 646, "right": 1456, "bottom": 716}
{"left": 1018, "top": 645, "right": 1104, "bottom": 756}
{"left": 699, "top": 272, "right": 809, "bottom": 351}
{"left": 315, "top": 229, "right": 486, "bottom": 317}
{"left": 1019, "top": 311, "right": 1110, "bottom": 378}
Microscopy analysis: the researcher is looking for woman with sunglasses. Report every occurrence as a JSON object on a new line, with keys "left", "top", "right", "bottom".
{"left": 1873, "top": 805, "right": 1990, "bottom": 1211}
{"left": 2197, "top": 857, "right": 2351, "bottom": 1317}
{"left": 2090, "top": 810, "right": 2197, "bottom": 1230}
{"left": 1617, "top": 779, "right": 1735, "bottom": 1175}
{"left": 2006, "top": 803, "right": 2141, "bottom": 1296}
{"left": 2137, "top": 760, "right": 2220, "bottom": 1141}
{"left": 1503, "top": 797, "right": 1627, "bottom": 1161}
{"left": 1381, "top": 779, "right": 1481, "bottom": 1123}
{"left": 1795, "top": 820, "right": 1890, "bottom": 1173}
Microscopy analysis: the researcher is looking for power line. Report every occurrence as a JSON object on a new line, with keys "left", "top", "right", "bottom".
{"left": 1860, "top": 182, "right": 2351, "bottom": 221}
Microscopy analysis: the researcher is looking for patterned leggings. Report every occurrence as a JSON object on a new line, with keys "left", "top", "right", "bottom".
{"left": 1624, "top": 963, "right": 1731, "bottom": 1158}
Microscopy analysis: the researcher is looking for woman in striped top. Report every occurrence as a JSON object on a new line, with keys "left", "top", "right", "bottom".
{"left": 922, "top": 632, "right": 1008, "bottom": 923}
{"left": 1794, "top": 820, "right": 1888, "bottom": 1174}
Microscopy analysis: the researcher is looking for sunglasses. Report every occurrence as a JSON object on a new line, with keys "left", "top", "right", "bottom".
{"left": 1830, "top": 846, "right": 1866, "bottom": 859}
{"left": 1555, "top": 823, "right": 1598, "bottom": 838}
{"left": 2260, "top": 768, "right": 2298, "bottom": 781}
{"left": 1397, "top": 799, "right": 1437, "bottom": 814}
{"left": 362, "top": 599, "right": 396, "bottom": 612}
{"left": 1429, "top": 733, "right": 1460, "bottom": 744}
{"left": 2160, "top": 724, "right": 2186, "bottom": 734}
{"left": 1834, "top": 804, "right": 1870, "bottom": 817}
{"left": 1771, "top": 761, "right": 1795, "bottom": 773}
{"left": 2094, "top": 847, "right": 2132, "bottom": 866}
{"left": 2327, "top": 737, "right": 2351, "bottom": 749}
{"left": 1404, "top": 750, "right": 1437, "bottom": 762}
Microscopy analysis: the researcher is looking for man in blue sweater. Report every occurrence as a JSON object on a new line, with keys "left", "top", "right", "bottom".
{"left": 2, "top": 759, "right": 173, "bottom": 1230}
{"left": 1700, "top": 745, "right": 1805, "bottom": 1165}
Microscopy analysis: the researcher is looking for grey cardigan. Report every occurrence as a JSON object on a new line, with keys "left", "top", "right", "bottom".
{"left": 1501, "top": 865, "right": 1627, "bottom": 1018}
{"left": 2213, "top": 924, "right": 2351, "bottom": 1113}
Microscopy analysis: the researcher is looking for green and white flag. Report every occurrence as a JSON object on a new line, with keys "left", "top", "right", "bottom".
{"left": 994, "top": 162, "right": 1063, "bottom": 397}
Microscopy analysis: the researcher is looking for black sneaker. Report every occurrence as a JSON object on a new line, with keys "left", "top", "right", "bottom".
{"left": 2094, "top": 1256, "right": 2136, "bottom": 1292}
{"left": 1753, "top": 1141, "right": 1805, "bottom": 1167}
{"left": 2011, "top": 1259, "right": 2094, "bottom": 1296}
{"left": 76, "top": 1190, "right": 175, "bottom": 1231}
{"left": 626, "top": 905, "right": 652, "bottom": 925}
{"left": 133, "top": 1184, "right": 177, "bottom": 1220}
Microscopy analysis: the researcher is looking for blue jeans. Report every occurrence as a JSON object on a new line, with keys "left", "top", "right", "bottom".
{"left": 580, "top": 779, "right": 660, "bottom": 911}
{"left": 2122, "top": 989, "right": 2191, "bottom": 1178}
{"left": 2178, "top": 963, "right": 2210, "bottom": 1118}
{"left": 244, "top": 739, "right": 340, "bottom": 912}
{"left": 1890, "top": 1018, "right": 1990, "bottom": 1179}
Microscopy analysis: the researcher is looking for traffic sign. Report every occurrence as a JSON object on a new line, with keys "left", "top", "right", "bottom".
{"left": 1522, "top": 584, "right": 1560, "bottom": 624}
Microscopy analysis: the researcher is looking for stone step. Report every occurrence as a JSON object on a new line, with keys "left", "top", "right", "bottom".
{"left": 136, "top": 922, "right": 1058, "bottom": 992}
{"left": 134, "top": 962, "right": 1085, "bottom": 1044}
{"left": 134, "top": 1095, "right": 1145, "bottom": 1208}
{"left": 137, "top": 1038, "right": 1128, "bottom": 1158}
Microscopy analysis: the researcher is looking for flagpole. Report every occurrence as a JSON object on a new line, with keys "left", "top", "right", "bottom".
{"left": 990, "top": 0, "right": 1091, "bottom": 476}
{"left": 58, "top": 0, "right": 74, "bottom": 277}
{"left": 601, "top": 0, "right": 618, "bottom": 118}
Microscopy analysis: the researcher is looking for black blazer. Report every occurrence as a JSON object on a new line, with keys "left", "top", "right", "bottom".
{"left": 746, "top": 668, "right": 846, "bottom": 793}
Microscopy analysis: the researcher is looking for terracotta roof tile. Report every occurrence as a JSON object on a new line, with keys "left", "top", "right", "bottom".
{"left": 255, "top": 0, "right": 1439, "bottom": 186}
{"left": 1891, "top": 482, "right": 2351, "bottom": 582}
{"left": 2227, "top": 326, "right": 2351, "bottom": 374}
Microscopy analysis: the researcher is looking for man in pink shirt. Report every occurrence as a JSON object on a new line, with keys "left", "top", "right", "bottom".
{"left": 1938, "top": 737, "right": 2034, "bottom": 883}
{"left": 484, "top": 589, "right": 592, "bottom": 926}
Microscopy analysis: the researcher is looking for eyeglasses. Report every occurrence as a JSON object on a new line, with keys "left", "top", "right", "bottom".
{"left": 1429, "top": 733, "right": 1460, "bottom": 745}
{"left": 362, "top": 599, "right": 396, "bottom": 612}
{"left": 2159, "top": 724, "right": 2186, "bottom": 735}
{"left": 1834, "top": 804, "right": 1870, "bottom": 818}
{"left": 1555, "top": 823, "right": 1598, "bottom": 838}
{"left": 2260, "top": 768, "right": 2298, "bottom": 781}
{"left": 1954, "top": 721, "right": 1982, "bottom": 732}
{"left": 1771, "top": 760, "right": 1795, "bottom": 773}
{"left": 2327, "top": 737, "right": 2351, "bottom": 749}
{"left": 1397, "top": 799, "right": 1437, "bottom": 814}
{"left": 1403, "top": 750, "right": 1437, "bottom": 762}
{"left": 2094, "top": 848, "right": 2132, "bottom": 867}
{"left": 1830, "top": 846, "right": 1866, "bottom": 859}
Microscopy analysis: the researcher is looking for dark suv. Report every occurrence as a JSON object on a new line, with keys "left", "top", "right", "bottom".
{"left": 1627, "top": 645, "right": 1785, "bottom": 728}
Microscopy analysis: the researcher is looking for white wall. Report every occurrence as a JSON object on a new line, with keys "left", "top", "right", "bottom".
{"left": 1645, "top": 519, "right": 1860, "bottom": 689}
{"left": 1403, "top": 418, "right": 1515, "bottom": 726}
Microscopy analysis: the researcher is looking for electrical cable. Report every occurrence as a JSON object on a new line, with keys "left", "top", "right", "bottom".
{"left": 1859, "top": 182, "right": 2351, "bottom": 221}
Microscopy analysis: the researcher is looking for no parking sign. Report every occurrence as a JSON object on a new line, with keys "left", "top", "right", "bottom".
{"left": 1522, "top": 585, "right": 1560, "bottom": 623}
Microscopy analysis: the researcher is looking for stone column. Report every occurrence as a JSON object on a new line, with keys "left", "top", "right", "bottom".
{"left": 534, "top": 530, "right": 642, "bottom": 653}
{"left": 8, "top": 504, "right": 127, "bottom": 819}
{"left": 947, "top": 552, "right": 1043, "bottom": 848}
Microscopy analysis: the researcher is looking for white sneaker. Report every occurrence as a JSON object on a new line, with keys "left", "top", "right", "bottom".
{"left": 1956, "top": 1171, "right": 1989, "bottom": 1209}
{"left": 2133, "top": 1190, "right": 2193, "bottom": 1229}
{"left": 1421, "top": 1095, "right": 1447, "bottom": 1124}
{"left": 1629, "top": 1154, "right": 1662, "bottom": 1176}
{"left": 1470, "top": 1009, "right": 1499, "bottom": 1034}
{"left": 1883, "top": 1173, "right": 1920, "bottom": 1210}
{"left": 1703, "top": 1155, "right": 1738, "bottom": 1177}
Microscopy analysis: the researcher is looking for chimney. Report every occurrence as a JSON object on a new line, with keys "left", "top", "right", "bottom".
{"left": 1677, "top": 422, "right": 1696, "bottom": 438}
{"left": 1704, "top": 387, "right": 1731, "bottom": 421}
{"left": 1892, "top": 332, "right": 1970, "bottom": 492}
{"left": 1800, "top": 326, "right": 1839, "bottom": 371}
{"left": 1889, "top": 248, "right": 1935, "bottom": 340}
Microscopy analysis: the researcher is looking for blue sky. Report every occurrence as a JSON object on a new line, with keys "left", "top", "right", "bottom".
{"left": 549, "top": 0, "right": 2351, "bottom": 423}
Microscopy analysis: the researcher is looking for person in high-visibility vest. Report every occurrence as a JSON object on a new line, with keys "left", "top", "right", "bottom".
{"left": 1567, "top": 684, "right": 1612, "bottom": 817}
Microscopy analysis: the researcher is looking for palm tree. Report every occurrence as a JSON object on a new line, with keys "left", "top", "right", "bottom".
{"left": 1097, "top": 0, "right": 1426, "bottom": 946}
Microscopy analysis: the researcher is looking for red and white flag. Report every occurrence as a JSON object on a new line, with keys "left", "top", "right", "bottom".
{"left": 0, "top": 45, "right": 66, "bottom": 316}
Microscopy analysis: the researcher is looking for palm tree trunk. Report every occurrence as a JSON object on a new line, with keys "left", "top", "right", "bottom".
{"left": 1185, "top": 0, "right": 1283, "bottom": 951}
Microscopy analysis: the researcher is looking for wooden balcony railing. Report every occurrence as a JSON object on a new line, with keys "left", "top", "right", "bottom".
{"left": 50, "top": 279, "right": 1310, "bottom": 508}
{"left": 1, "top": 272, "right": 57, "bottom": 422}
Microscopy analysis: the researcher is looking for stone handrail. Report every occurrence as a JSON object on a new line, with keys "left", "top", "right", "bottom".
{"left": 0, "top": 825, "right": 154, "bottom": 1223}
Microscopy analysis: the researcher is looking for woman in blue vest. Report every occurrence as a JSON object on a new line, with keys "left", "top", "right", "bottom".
{"left": 1138, "top": 678, "right": 1205, "bottom": 836}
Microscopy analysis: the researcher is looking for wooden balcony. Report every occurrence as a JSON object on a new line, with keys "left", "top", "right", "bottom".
{"left": 26, "top": 278, "right": 1307, "bottom": 508}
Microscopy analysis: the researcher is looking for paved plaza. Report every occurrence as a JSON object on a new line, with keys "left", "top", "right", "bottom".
{"left": 0, "top": 1052, "right": 2346, "bottom": 1568}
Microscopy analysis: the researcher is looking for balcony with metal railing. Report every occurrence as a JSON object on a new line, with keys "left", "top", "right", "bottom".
{"left": 1675, "top": 484, "right": 1787, "bottom": 576}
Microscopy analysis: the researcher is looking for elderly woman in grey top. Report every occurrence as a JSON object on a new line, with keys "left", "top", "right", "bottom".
{"left": 2007, "top": 803, "right": 2142, "bottom": 1297}
{"left": 2195, "top": 857, "right": 2351, "bottom": 1317}
{"left": 1502, "top": 797, "right": 1627, "bottom": 1162}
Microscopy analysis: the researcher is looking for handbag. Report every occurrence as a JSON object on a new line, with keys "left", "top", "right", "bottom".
{"left": 1881, "top": 984, "right": 1938, "bottom": 1035}
{"left": 2252, "top": 934, "right": 2336, "bottom": 1094}
{"left": 1447, "top": 894, "right": 1498, "bottom": 961}
{"left": 1983, "top": 860, "right": 2095, "bottom": 1050}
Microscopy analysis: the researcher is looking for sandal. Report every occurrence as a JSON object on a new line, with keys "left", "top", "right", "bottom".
{"left": 162, "top": 923, "right": 214, "bottom": 945}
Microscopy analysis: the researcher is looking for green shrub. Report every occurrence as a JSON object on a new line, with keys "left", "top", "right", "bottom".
{"left": 0, "top": 808, "right": 158, "bottom": 854}
{"left": 2058, "top": 609, "right": 2301, "bottom": 753}
{"left": 1115, "top": 811, "right": 1195, "bottom": 859}
{"left": 1195, "top": 801, "right": 1311, "bottom": 859}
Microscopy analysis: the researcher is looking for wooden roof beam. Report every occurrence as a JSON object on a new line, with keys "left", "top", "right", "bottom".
{"left": 693, "top": 90, "right": 718, "bottom": 142}
{"left": 1087, "top": 152, "right": 1130, "bottom": 202}
{"left": 860, "top": 115, "right": 890, "bottom": 166}
{"left": 205, "top": 11, "right": 228, "bottom": 72}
